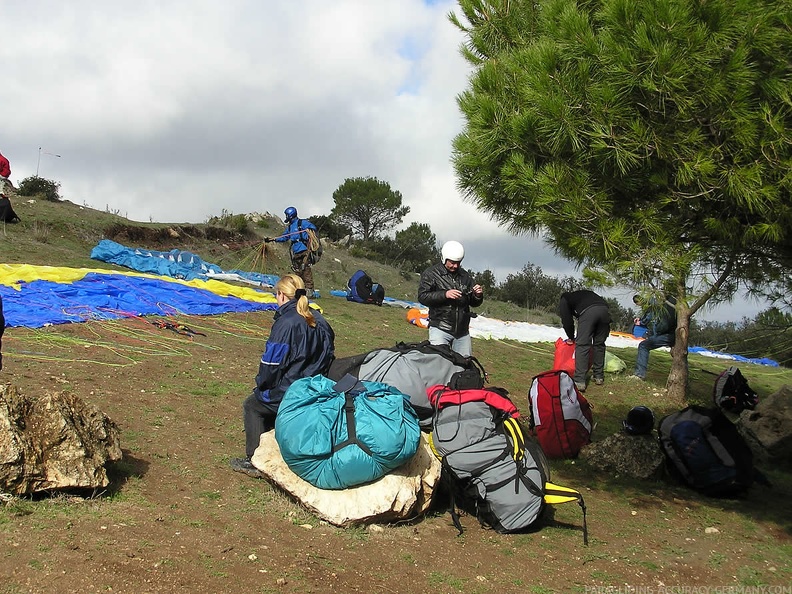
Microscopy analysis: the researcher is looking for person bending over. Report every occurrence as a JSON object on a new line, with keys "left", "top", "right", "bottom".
{"left": 559, "top": 289, "right": 611, "bottom": 392}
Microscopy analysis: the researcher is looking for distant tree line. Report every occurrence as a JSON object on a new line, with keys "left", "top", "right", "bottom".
{"left": 469, "top": 264, "right": 637, "bottom": 332}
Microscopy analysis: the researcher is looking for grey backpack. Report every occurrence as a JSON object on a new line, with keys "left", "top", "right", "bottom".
{"left": 327, "top": 341, "right": 486, "bottom": 426}
{"left": 428, "top": 385, "right": 587, "bottom": 541}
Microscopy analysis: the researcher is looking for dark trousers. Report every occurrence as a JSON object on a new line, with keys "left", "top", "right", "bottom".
{"left": 574, "top": 304, "right": 611, "bottom": 385}
{"left": 243, "top": 393, "right": 279, "bottom": 458}
{"left": 290, "top": 252, "right": 314, "bottom": 290}
{"left": 634, "top": 333, "right": 675, "bottom": 378}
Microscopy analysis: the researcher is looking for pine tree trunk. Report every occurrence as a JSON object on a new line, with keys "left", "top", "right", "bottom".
{"left": 666, "top": 308, "right": 690, "bottom": 401}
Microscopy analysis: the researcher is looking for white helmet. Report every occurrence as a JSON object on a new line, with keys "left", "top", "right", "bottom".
{"left": 441, "top": 240, "right": 465, "bottom": 263}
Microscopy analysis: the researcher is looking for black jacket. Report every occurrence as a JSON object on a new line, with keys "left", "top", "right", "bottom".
{"left": 559, "top": 290, "right": 608, "bottom": 340}
{"left": 418, "top": 262, "right": 483, "bottom": 338}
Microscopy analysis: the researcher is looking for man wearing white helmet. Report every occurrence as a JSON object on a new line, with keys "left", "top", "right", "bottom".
{"left": 417, "top": 240, "right": 483, "bottom": 357}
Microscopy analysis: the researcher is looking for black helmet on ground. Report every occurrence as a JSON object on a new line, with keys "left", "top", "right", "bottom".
{"left": 622, "top": 405, "right": 655, "bottom": 435}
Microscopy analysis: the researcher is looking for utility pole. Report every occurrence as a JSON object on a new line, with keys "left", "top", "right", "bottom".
{"left": 36, "top": 147, "right": 61, "bottom": 177}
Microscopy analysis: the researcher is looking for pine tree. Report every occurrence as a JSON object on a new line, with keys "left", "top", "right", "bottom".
{"left": 451, "top": 0, "right": 792, "bottom": 397}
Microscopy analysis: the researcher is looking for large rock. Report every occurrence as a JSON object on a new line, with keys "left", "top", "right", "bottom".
{"left": 737, "top": 385, "right": 792, "bottom": 464}
{"left": 252, "top": 431, "right": 441, "bottom": 527}
{"left": 0, "top": 384, "right": 122, "bottom": 495}
{"left": 579, "top": 432, "right": 665, "bottom": 480}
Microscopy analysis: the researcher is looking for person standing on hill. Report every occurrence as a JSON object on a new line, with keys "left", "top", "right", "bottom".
{"left": 266, "top": 206, "right": 320, "bottom": 298}
{"left": 559, "top": 289, "right": 611, "bottom": 392}
{"left": 230, "top": 274, "right": 335, "bottom": 477}
{"left": 418, "top": 240, "right": 483, "bottom": 357}
{"left": 630, "top": 294, "right": 677, "bottom": 381}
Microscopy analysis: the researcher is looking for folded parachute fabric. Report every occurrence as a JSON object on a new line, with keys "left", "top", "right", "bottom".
{"left": 90, "top": 238, "right": 280, "bottom": 287}
{"left": 0, "top": 263, "right": 278, "bottom": 328}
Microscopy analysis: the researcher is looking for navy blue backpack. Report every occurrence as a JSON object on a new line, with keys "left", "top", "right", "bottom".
{"left": 347, "top": 270, "right": 384, "bottom": 305}
{"left": 658, "top": 406, "right": 756, "bottom": 496}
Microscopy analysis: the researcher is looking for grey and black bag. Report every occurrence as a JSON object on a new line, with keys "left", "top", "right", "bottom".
{"left": 327, "top": 341, "right": 486, "bottom": 426}
{"left": 428, "top": 385, "right": 587, "bottom": 541}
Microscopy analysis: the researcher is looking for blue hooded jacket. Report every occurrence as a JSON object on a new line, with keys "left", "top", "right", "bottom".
{"left": 254, "top": 298, "right": 335, "bottom": 406}
{"left": 274, "top": 218, "right": 317, "bottom": 256}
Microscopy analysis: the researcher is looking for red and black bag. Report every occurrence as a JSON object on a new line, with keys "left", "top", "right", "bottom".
{"left": 528, "top": 370, "right": 593, "bottom": 459}
{"left": 712, "top": 366, "right": 759, "bottom": 414}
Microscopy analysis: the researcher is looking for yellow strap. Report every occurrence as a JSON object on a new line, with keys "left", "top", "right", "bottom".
{"left": 427, "top": 432, "right": 442, "bottom": 460}
{"left": 502, "top": 417, "right": 525, "bottom": 461}
{"left": 544, "top": 481, "right": 583, "bottom": 505}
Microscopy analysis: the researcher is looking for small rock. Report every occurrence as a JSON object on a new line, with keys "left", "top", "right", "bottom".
{"left": 705, "top": 527, "right": 720, "bottom": 534}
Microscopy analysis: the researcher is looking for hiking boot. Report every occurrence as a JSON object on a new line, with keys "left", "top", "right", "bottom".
{"left": 229, "top": 457, "right": 263, "bottom": 478}
{"left": 594, "top": 377, "right": 604, "bottom": 386}
{"left": 575, "top": 382, "right": 586, "bottom": 392}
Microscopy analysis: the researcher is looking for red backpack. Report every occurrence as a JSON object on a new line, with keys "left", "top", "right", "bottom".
{"left": 528, "top": 370, "right": 593, "bottom": 459}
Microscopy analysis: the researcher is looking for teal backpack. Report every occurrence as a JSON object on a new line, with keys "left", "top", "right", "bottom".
{"left": 275, "top": 374, "right": 420, "bottom": 490}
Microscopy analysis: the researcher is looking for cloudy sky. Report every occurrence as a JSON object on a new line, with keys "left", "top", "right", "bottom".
{"left": 2, "top": 1, "right": 769, "bottom": 322}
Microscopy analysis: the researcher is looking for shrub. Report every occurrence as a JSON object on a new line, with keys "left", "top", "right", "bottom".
{"left": 18, "top": 176, "right": 61, "bottom": 202}
{"left": 206, "top": 209, "right": 249, "bottom": 234}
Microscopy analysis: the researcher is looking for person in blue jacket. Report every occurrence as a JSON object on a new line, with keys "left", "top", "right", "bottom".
{"left": 230, "top": 273, "right": 335, "bottom": 476}
{"left": 630, "top": 294, "right": 677, "bottom": 380}
{"left": 266, "top": 206, "right": 320, "bottom": 298}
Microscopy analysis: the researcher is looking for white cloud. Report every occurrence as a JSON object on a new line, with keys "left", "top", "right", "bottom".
{"left": 1, "top": 0, "right": 768, "bottom": 323}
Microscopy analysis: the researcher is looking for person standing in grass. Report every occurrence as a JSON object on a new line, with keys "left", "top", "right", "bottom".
{"left": 418, "top": 240, "right": 483, "bottom": 357}
{"left": 230, "top": 273, "right": 335, "bottom": 477}
{"left": 266, "top": 206, "right": 321, "bottom": 298}
{"left": 0, "top": 151, "right": 11, "bottom": 197}
{"left": 559, "top": 289, "right": 611, "bottom": 392}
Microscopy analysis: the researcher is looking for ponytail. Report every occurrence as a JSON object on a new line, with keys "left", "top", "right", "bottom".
{"left": 275, "top": 274, "right": 316, "bottom": 327}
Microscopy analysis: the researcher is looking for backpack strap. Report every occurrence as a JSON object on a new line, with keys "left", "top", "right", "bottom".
{"left": 544, "top": 482, "right": 588, "bottom": 545}
{"left": 439, "top": 458, "right": 466, "bottom": 536}
{"left": 330, "top": 375, "right": 374, "bottom": 457}
{"left": 502, "top": 417, "right": 526, "bottom": 462}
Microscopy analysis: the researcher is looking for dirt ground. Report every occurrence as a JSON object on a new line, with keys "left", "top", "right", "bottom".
{"left": 1, "top": 304, "right": 790, "bottom": 594}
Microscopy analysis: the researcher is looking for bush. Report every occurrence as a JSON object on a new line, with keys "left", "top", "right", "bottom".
{"left": 206, "top": 209, "right": 249, "bottom": 234}
{"left": 18, "top": 176, "right": 61, "bottom": 202}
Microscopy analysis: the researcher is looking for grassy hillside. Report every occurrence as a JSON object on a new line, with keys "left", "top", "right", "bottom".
{"left": 2, "top": 198, "right": 550, "bottom": 322}
{"left": 1, "top": 195, "right": 791, "bottom": 592}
